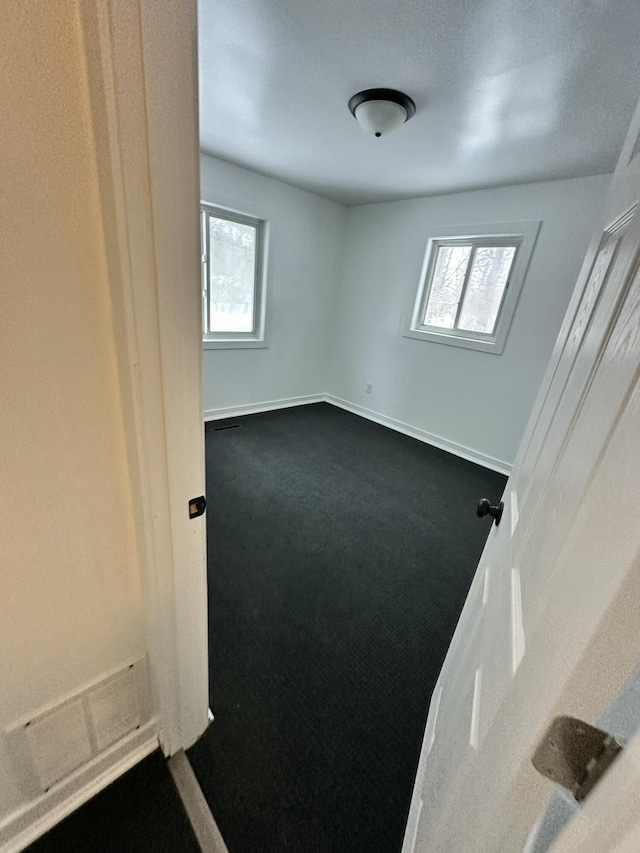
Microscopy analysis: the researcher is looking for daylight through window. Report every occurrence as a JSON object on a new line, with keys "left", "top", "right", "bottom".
{"left": 201, "top": 204, "right": 266, "bottom": 346}
{"left": 422, "top": 241, "right": 517, "bottom": 336}
{"left": 405, "top": 223, "right": 539, "bottom": 355}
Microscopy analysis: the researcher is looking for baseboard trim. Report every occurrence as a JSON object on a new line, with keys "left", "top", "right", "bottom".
{"left": 168, "top": 751, "right": 229, "bottom": 853}
{"left": 204, "top": 394, "right": 324, "bottom": 422}
{"left": 202, "top": 393, "right": 511, "bottom": 475}
{"left": 0, "top": 721, "right": 158, "bottom": 853}
{"left": 324, "top": 395, "right": 512, "bottom": 475}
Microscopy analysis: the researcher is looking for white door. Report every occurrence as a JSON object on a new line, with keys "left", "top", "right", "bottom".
{"left": 403, "top": 92, "right": 640, "bottom": 853}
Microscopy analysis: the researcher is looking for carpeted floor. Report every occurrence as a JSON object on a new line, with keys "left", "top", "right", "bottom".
{"left": 25, "top": 751, "right": 199, "bottom": 852}
{"left": 188, "top": 402, "right": 506, "bottom": 853}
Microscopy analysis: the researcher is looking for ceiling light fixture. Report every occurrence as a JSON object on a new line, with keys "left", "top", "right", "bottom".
{"left": 348, "top": 88, "right": 416, "bottom": 138}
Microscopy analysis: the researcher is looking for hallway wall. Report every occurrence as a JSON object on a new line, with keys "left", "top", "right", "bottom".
{"left": 1, "top": 2, "right": 149, "bottom": 832}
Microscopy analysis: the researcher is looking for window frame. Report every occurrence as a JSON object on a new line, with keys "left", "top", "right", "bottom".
{"left": 201, "top": 202, "right": 269, "bottom": 349}
{"left": 404, "top": 221, "right": 541, "bottom": 354}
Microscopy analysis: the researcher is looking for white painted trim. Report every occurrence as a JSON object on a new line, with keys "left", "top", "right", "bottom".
{"left": 168, "top": 751, "right": 229, "bottom": 853}
{"left": 403, "top": 326, "right": 506, "bottom": 354}
{"left": 0, "top": 722, "right": 158, "bottom": 853}
{"left": 137, "top": 0, "right": 209, "bottom": 752}
{"left": 203, "top": 394, "right": 511, "bottom": 473}
{"left": 404, "top": 220, "right": 541, "bottom": 355}
{"left": 204, "top": 394, "right": 511, "bottom": 472}
{"left": 204, "top": 394, "right": 325, "bottom": 422}
{"left": 404, "top": 798, "right": 423, "bottom": 853}
{"left": 426, "top": 685, "right": 443, "bottom": 756}
{"left": 79, "top": 0, "right": 209, "bottom": 757}
{"left": 324, "top": 396, "right": 512, "bottom": 475}
{"left": 203, "top": 339, "right": 269, "bottom": 350}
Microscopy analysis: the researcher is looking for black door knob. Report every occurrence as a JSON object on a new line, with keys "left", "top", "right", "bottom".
{"left": 477, "top": 498, "right": 504, "bottom": 526}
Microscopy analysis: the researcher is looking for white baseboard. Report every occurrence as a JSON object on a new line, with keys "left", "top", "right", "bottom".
{"left": 324, "top": 395, "right": 512, "bottom": 475}
{"left": 203, "top": 392, "right": 511, "bottom": 475}
{"left": 204, "top": 394, "right": 324, "bottom": 422}
{"left": 0, "top": 721, "right": 158, "bottom": 853}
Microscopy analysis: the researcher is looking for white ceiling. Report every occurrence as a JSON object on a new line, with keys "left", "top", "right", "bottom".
{"left": 198, "top": 0, "right": 640, "bottom": 206}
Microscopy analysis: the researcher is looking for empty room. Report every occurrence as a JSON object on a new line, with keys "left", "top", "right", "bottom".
{"left": 190, "top": 1, "right": 639, "bottom": 850}
{"left": 4, "top": 2, "right": 640, "bottom": 853}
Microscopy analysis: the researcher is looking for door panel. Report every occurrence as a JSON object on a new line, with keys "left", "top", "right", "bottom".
{"left": 405, "top": 93, "right": 640, "bottom": 853}
{"left": 516, "top": 217, "right": 640, "bottom": 638}
{"left": 516, "top": 212, "right": 635, "bottom": 539}
{"left": 477, "top": 555, "right": 515, "bottom": 748}
{"left": 516, "top": 225, "right": 622, "bottom": 514}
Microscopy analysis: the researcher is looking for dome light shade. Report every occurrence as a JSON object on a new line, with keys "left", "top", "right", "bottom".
{"left": 354, "top": 100, "right": 406, "bottom": 137}
{"left": 348, "top": 88, "right": 416, "bottom": 138}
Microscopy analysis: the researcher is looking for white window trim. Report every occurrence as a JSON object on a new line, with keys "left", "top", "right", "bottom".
{"left": 404, "top": 220, "right": 541, "bottom": 354}
{"left": 201, "top": 201, "right": 269, "bottom": 350}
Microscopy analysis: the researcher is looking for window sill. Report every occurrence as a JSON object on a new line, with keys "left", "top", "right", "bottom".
{"left": 203, "top": 338, "right": 269, "bottom": 350}
{"left": 403, "top": 327, "right": 504, "bottom": 354}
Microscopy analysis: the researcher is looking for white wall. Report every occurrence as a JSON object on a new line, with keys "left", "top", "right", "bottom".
{"left": 201, "top": 154, "right": 347, "bottom": 415}
{"left": 200, "top": 160, "right": 609, "bottom": 468}
{"left": 0, "top": 2, "right": 147, "bottom": 826}
{"left": 328, "top": 175, "right": 611, "bottom": 470}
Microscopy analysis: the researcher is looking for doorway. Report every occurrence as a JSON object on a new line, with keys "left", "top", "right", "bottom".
{"left": 189, "top": 403, "right": 505, "bottom": 851}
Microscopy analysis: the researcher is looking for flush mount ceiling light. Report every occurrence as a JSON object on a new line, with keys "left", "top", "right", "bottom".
{"left": 348, "top": 88, "right": 416, "bottom": 138}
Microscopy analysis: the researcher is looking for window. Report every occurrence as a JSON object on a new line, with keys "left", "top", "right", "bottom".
{"left": 201, "top": 203, "right": 267, "bottom": 348}
{"left": 405, "top": 222, "right": 540, "bottom": 354}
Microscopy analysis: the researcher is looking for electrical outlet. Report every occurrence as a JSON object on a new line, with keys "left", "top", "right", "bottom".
{"left": 365, "top": 383, "right": 373, "bottom": 394}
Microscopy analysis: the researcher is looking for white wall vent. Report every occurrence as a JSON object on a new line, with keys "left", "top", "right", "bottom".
{"left": 87, "top": 667, "right": 141, "bottom": 752}
{"left": 24, "top": 700, "right": 92, "bottom": 792}
{"left": 5, "top": 657, "right": 150, "bottom": 796}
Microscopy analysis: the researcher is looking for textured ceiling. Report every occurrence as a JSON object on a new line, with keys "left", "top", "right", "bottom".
{"left": 198, "top": 0, "right": 640, "bottom": 205}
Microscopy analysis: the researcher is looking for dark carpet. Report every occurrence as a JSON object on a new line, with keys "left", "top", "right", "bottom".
{"left": 25, "top": 751, "right": 199, "bottom": 852}
{"left": 188, "top": 402, "right": 506, "bottom": 853}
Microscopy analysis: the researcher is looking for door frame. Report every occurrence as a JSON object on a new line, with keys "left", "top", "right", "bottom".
{"left": 78, "top": 0, "right": 209, "bottom": 756}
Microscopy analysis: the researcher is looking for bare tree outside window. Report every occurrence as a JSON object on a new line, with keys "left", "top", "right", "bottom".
{"left": 423, "top": 246, "right": 471, "bottom": 328}
{"left": 208, "top": 216, "right": 256, "bottom": 333}
{"left": 407, "top": 223, "right": 539, "bottom": 354}
{"left": 201, "top": 204, "right": 267, "bottom": 347}
{"left": 458, "top": 246, "right": 516, "bottom": 334}
{"left": 423, "top": 242, "right": 517, "bottom": 336}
